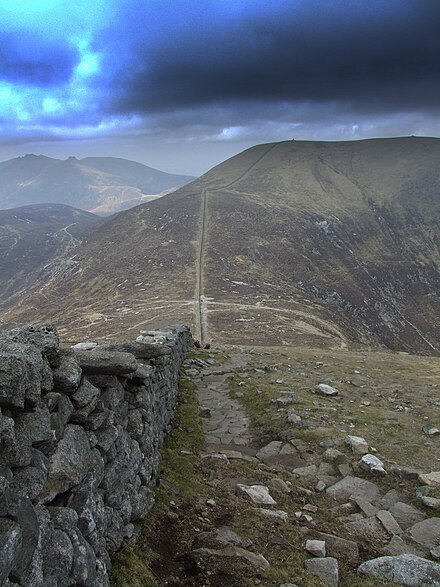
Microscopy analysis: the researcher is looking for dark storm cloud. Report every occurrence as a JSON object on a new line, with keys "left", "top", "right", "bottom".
{"left": 104, "top": 0, "right": 440, "bottom": 116}
{"left": 0, "top": 32, "right": 79, "bottom": 86}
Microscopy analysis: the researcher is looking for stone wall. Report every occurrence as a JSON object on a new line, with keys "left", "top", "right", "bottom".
{"left": 0, "top": 323, "right": 193, "bottom": 587}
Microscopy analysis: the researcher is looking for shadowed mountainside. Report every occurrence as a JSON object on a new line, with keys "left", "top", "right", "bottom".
{"left": 1, "top": 137, "right": 440, "bottom": 353}
{"left": 0, "top": 154, "right": 194, "bottom": 215}
{"left": 0, "top": 204, "right": 104, "bottom": 311}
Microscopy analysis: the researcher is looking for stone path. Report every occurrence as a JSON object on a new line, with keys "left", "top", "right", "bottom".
{"left": 196, "top": 352, "right": 254, "bottom": 448}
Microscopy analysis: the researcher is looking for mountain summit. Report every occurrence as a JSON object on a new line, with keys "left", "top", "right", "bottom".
{"left": 1, "top": 137, "right": 439, "bottom": 354}
{"left": 0, "top": 155, "right": 194, "bottom": 215}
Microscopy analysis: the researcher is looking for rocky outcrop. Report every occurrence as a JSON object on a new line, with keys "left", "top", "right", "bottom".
{"left": 0, "top": 323, "right": 192, "bottom": 587}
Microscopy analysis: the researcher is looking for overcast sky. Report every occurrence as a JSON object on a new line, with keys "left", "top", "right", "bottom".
{"left": 0, "top": 0, "right": 439, "bottom": 175}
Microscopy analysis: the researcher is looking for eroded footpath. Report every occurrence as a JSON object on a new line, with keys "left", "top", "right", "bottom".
{"left": 113, "top": 346, "right": 440, "bottom": 587}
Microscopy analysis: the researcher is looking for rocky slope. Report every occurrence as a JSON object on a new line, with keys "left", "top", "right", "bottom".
{"left": 0, "top": 204, "right": 104, "bottom": 312}
{"left": 0, "top": 154, "right": 194, "bottom": 215}
{"left": 1, "top": 137, "right": 440, "bottom": 354}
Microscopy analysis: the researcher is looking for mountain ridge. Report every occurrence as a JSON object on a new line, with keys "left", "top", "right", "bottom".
{"left": 1, "top": 137, "right": 439, "bottom": 354}
{"left": 0, "top": 154, "right": 195, "bottom": 215}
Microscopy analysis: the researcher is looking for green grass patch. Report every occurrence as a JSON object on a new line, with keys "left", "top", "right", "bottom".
{"left": 110, "top": 374, "right": 204, "bottom": 586}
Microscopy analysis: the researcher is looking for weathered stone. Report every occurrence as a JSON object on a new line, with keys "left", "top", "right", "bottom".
{"left": 389, "top": 502, "right": 426, "bottom": 530}
{"left": 419, "top": 472, "right": 440, "bottom": 487}
{"left": 380, "top": 489, "right": 403, "bottom": 510}
{"left": 306, "top": 539, "right": 326, "bottom": 557}
{"left": 293, "top": 464, "right": 317, "bottom": 478}
{"left": 256, "top": 441, "right": 282, "bottom": 461}
{"left": 0, "top": 518, "right": 22, "bottom": 585}
{"left": 326, "top": 475, "right": 381, "bottom": 503}
{"left": 71, "top": 378, "right": 100, "bottom": 410}
{"left": 100, "top": 340, "right": 171, "bottom": 359}
{"left": 420, "top": 496, "right": 440, "bottom": 510}
{"left": 305, "top": 530, "right": 359, "bottom": 566}
{"left": 73, "top": 349, "right": 138, "bottom": 375}
{"left": 345, "top": 516, "right": 388, "bottom": 544}
{"left": 10, "top": 454, "right": 48, "bottom": 501}
{"left": 10, "top": 498, "right": 39, "bottom": 583}
{"left": 68, "top": 528, "right": 97, "bottom": 585}
{"left": 316, "top": 384, "right": 338, "bottom": 396}
{"left": 351, "top": 497, "right": 378, "bottom": 517}
{"left": 236, "top": 484, "right": 276, "bottom": 505}
{"left": 72, "top": 342, "right": 98, "bottom": 350}
{"left": 358, "top": 554, "right": 440, "bottom": 586}
{"left": 50, "top": 394, "right": 74, "bottom": 441}
{"left": 381, "top": 535, "right": 426, "bottom": 557}
{"left": 52, "top": 350, "right": 82, "bottom": 394}
{"left": 359, "top": 453, "right": 386, "bottom": 475}
{"left": 376, "top": 510, "right": 403, "bottom": 535}
{"left": 259, "top": 509, "right": 288, "bottom": 521}
{"left": 269, "top": 478, "right": 291, "bottom": 494}
{"left": 304, "top": 557, "right": 339, "bottom": 586}
{"left": 40, "top": 425, "right": 92, "bottom": 503}
{"left": 391, "top": 465, "right": 420, "bottom": 480}
{"left": 323, "top": 448, "right": 345, "bottom": 463}
{"left": 42, "top": 528, "right": 73, "bottom": 581}
{"left": 48, "top": 507, "right": 78, "bottom": 531}
{"left": 346, "top": 435, "right": 369, "bottom": 455}
{"left": 406, "top": 517, "right": 440, "bottom": 550}
{"left": 8, "top": 323, "right": 60, "bottom": 367}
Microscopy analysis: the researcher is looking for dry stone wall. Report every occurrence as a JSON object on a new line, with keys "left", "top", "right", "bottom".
{"left": 0, "top": 323, "right": 193, "bottom": 587}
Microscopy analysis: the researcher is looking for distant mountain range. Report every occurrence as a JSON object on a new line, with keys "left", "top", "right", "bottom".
{"left": 1, "top": 137, "right": 439, "bottom": 355}
{"left": 0, "top": 154, "right": 195, "bottom": 215}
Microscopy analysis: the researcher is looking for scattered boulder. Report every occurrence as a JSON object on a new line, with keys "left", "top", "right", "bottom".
{"left": 419, "top": 472, "right": 440, "bottom": 487}
{"left": 406, "top": 517, "right": 440, "bottom": 550}
{"left": 259, "top": 509, "right": 288, "bottom": 522}
{"left": 236, "top": 484, "right": 276, "bottom": 505}
{"left": 359, "top": 453, "right": 386, "bottom": 476}
{"left": 326, "top": 475, "right": 381, "bottom": 503}
{"left": 358, "top": 554, "right": 440, "bottom": 586}
{"left": 305, "top": 530, "right": 359, "bottom": 566}
{"left": 316, "top": 384, "right": 338, "bottom": 396}
{"left": 305, "top": 539, "right": 326, "bottom": 557}
{"left": 389, "top": 502, "right": 426, "bottom": 530}
{"left": 346, "top": 435, "right": 369, "bottom": 455}
{"left": 304, "top": 557, "right": 339, "bottom": 587}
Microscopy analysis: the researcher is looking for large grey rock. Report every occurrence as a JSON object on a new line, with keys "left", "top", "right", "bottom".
{"left": 256, "top": 441, "right": 283, "bottom": 461}
{"left": 68, "top": 528, "right": 97, "bottom": 585}
{"left": 8, "top": 323, "right": 60, "bottom": 367}
{"left": 306, "top": 530, "right": 359, "bottom": 566}
{"left": 326, "top": 475, "right": 381, "bottom": 503}
{"left": 0, "top": 518, "right": 22, "bottom": 585}
{"left": 42, "top": 529, "right": 73, "bottom": 582}
{"left": 304, "top": 557, "right": 339, "bottom": 586}
{"left": 389, "top": 502, "right": 426, "bottom": 530}
{"left": 0, "top": 339, "right": 52, "bottom": 408}
{"left": 359, "top": 453, "right": 386, "bottom": 475}
{"left": 73, "top": 349, "right": 138, "bottom": 375}
{"left": 52, "top": 350, "right": 82, "bottom": 394}
{"left": 358, "top": 554, "right": 440, "bottom": 586}
{"left": 10, "top": 498, "right": 39, "bottom": 583}
{"left": 40, "top": 425, "right": 92, "bottom": 503}
{"left": 406, "top": 518, "right": 440, "bottom": 550}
